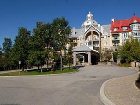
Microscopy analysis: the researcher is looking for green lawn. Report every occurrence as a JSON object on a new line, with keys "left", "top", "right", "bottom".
{"left": 118, "top": 63, "right": 131, "bottom": 67}
{"left": 0, "top": 68, "right": 78, "bottom": 76}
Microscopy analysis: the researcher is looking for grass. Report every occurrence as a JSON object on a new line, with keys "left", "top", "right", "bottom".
{"left": 0, "top": 68, "right": 78, "bottom": 76}
{"left": 118, "top": 63, "right": 131, "bottom": 67}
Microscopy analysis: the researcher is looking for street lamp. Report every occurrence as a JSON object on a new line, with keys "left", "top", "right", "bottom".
{"left": 19, "top": 61, "right": 21, "bottom": 75}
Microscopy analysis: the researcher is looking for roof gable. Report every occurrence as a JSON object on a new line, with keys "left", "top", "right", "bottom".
{"left": 73, "top": 44, "right": 92, "bottom": 52}
{"left": 85, "top": 25, "right": 100, "bottom": 35}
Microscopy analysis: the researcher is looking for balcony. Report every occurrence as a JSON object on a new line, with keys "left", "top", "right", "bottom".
{"left": 93, "top": 46, "right": 99, "bottom": 51}
{"left": 93, "top": 44, "right": 99, "bottom": 47}
{"left": 93, "top": 37, "right": 99, "bottom": 41}
{"left": 112, "top": 37, "right": 119, "bottom": 40}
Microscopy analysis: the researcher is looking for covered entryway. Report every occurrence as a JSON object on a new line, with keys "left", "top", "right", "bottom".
{"left": 91, "top": 52, "right": 100, "bottom": 65}
{"left": 73, "top": 44, "right": 99, "bottom": 66}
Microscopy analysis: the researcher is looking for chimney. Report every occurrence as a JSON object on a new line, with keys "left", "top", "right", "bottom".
{"left": 111, "top": 18, "right": 115, "bottom": 22}
{"left": 73, "top": 27, "right": 76, "bottom": 34}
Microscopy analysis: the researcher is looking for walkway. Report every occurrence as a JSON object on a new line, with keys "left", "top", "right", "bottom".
{"left": 0, "top": 65, "right": 137, "bottom": 105}
{"left": 103, "top": 73, "right": 140, "bottom": 105}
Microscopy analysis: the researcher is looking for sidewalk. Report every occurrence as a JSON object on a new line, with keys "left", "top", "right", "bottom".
{"left": 101, "top": 73, "right": 140, "bottom": 105}
{"left": 0, "top": 69, "right": 21, "bottom": 74}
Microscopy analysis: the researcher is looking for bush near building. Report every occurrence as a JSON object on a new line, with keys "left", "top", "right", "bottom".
{"left": 136, "top": 74, "right": 140, "bottom": 89}
{"left": 118, "top": 38, "right": 140, "bottom": 64}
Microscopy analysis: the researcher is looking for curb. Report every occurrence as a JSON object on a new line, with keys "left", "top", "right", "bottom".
{"left": 100, "top": 79, "right": 116, "bottom": 105}
{"left": 0, "top": 70, "right": 79, "bottom": 78}
{"left": 100, "top": 73, "right": 139, "bottom": 105}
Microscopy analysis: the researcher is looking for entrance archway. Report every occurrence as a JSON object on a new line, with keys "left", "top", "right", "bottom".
{"left": 76, "top": 53, "right": 88, "bottom": 64}
{"left": 91, "top": 52, "right": 100, "bottom": 65}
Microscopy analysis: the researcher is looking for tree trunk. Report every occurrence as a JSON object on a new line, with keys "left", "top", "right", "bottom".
{"left": 40, "top": 65, "right": 42, "bottom": 72}
{"left": 47, "top": 59, "right": 49, "bottom": 68}
{"left": 68, "top": 57, "right": 70, "bottom": 70}
{"left": 38, "top": 65, "right": 40, "bottom": 70}
{"left": 69, "top": 62, "right": 70, "bottom": 70}
{"left": 60, "top": 51, "right": 63, "bottom": 71}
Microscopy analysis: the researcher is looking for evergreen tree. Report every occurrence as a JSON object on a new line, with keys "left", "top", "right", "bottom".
{"left": 10, "top": 27, "right": 30, "bottom": 70}
{"left": 2, "top": 37, "right": 12, "bottom": 54}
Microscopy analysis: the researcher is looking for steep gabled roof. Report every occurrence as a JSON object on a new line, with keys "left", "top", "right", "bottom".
{"left": 129, "top": 16, "right": 140, "bottom": 23}
{"left": 70, "top": 28, "right": 85, "bottom": 38}
{"left": 111, "top": 16, "right": 140, "bottom": 33}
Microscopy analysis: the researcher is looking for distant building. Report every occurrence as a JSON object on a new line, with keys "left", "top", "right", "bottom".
{"left": 69, "top": 12, "right": 140, "bottom": 66}
{"left": 69, "top": 12, "right": 111, "bottom": 65}
{"left": 111, "top": 16, "right": 140, "bottom": 50}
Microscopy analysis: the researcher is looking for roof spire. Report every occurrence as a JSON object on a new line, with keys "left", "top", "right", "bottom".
{"left": 133, "top": 12, "right": 136, "bottom": 16}
{"left": 86, "top": 11, "right": 93, "bottom": 20}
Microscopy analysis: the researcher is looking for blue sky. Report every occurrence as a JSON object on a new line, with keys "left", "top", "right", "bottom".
{"left": 0, "top": 0, "right": 140, "bottom": 47}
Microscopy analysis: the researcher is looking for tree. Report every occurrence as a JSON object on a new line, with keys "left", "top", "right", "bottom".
{"left": 118, "top": 38, "right": 140, "bottom": 63}
{"left": 51, "top": 17, "right": 71, "bottom": 70}
{"left": 2, "top": 37, "right": 12, "bottom": 54}
{"left": 28, "top": 22, "right": 47, "bottom": 72}
{"left": 28, "top": 50, "right": 46, "bottom": 72}
{"left": 0, "top": 47, "right": 2, "bottom": 56}
{"left": 102, "top": 48, "right": 112, "bottom": 62}
{"left": 43, "top": 23, "right": 53, "bottom": 68}
{"left": 10, "top": 27, "right": 31, "bottom": 70}
{"left": 67, "top": 44, "right": 73, "bottom": 69}
{"left": 113, "top": 51, "right": 118, "bottom": 62}
{"left": 0, "top": 47, "right": 3, "bottom": 70}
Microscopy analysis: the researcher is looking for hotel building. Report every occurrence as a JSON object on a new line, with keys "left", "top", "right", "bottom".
{"left": 69, "top": 12, "right": 140, "bottom": 66}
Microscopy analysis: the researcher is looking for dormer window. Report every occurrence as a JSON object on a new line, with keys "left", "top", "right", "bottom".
{"left": 114, "top": 28, "right": 118, "bottom": 31}
{"left": 122, "top": 27, "right": 127, "bottom": 31}
{"left": 134, "top": 20, "right": 137, "bottom": 23}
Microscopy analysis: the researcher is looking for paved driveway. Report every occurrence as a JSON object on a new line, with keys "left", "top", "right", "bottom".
{"left": 0, "top": 65, "right": 137, "bottom": 105}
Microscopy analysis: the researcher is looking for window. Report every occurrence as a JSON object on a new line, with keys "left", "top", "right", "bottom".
{"left": 80, "top": 43, "right": 83, "bottom": 46}
{"left": 122, "top": 27, "right": 127, "bottom": 31}
{"left": 133, "top": 32, "right": 138, "bottom": 36}
{"left": 88, "top": 41, "right": 92, "bottom": 46}
{"left": 114, "top": 28, "right": 118, "bottom": 31}
{"left": 114, "top": 36, "right": 119, "bottom": 40}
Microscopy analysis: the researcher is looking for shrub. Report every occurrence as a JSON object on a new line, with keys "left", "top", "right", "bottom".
{"left": 135, "top": 74, "right": 140, "bottom": 89}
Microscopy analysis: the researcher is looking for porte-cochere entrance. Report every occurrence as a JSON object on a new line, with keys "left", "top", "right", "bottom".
{"left": 72, "top": 44, "right": 100, "bottom": 66}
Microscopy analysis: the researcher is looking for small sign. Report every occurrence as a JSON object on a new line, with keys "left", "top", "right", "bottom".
{"left": 19, "top": 61, "right": 21, "bottom": 65}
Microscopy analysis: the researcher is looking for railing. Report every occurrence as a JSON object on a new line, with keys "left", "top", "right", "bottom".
{"left": 112, "top": 37, "right": 119, "bottom": 40}
{"left": 93, "top": 44, "right": 99, "bottom": 47}
{"left": 93, "top": 37, "right": 99, "bottom": 41}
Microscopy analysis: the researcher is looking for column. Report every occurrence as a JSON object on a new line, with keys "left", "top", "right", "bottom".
{"left": 73, "top": 52, "right": 76, "bottom": 66}
{"left": 82, "top": 55, "right": 85, "bottom": 63}
{"left": 88, "top": 52, "right": 91, "bottom": 65}
{"left": 99, "top": 32, "right": 101, "bottom": 62}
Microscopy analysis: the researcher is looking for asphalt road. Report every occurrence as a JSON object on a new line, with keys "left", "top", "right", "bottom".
{"left": 0, "top": 65, "right": 136, "bottom": 105}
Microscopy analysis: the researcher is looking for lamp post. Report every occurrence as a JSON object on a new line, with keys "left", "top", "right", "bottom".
{"left": 59, "top": 50, "right": 63, "bottom": 71}
{"left": 19, "top": 61, "right": 21, "bottom": 75}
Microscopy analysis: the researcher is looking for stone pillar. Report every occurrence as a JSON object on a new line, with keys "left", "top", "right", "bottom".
{"left": 73, "top": 52, "right": 76, "bottom": 66}
{"left": 82, "top": 55, "right": 85, "bottom": 63}
{"left": 88, "top": 52, "right": 91, "bottom": 65}
{"left": 99, "top": 33, "right": 102, "bottom": 62}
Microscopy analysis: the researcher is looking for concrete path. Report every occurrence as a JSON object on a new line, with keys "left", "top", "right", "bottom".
{"left": 0, "top": 65, "right": 136, "bottom": 105}
{"left": 103, "top": 73, "right": 140, "bottom": 105}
